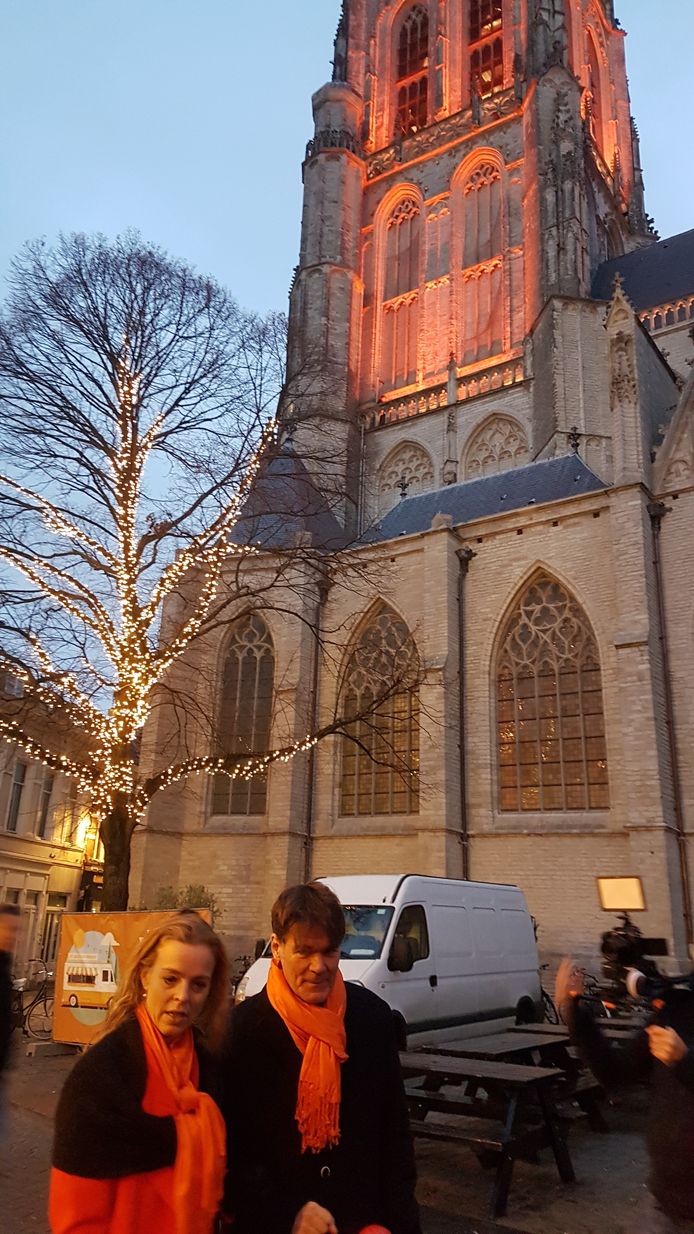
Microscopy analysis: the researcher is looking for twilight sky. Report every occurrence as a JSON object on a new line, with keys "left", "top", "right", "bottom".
{"left": 2, "top": 1, "right": 692, "bottom": 316}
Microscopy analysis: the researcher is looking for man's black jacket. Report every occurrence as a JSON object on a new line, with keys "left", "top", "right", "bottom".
{"left": 566, "top": 989, "right": 694, "bottom": 1220}
{"left": 222, "top": 983, "right": 422, "bottom": 1234}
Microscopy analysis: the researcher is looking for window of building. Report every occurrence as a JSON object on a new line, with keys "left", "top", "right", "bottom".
{"left": 379, "top": 443, "right": 434, "bottom": 510}
{"left": 586, "top": 30, "right": 604, "bottom": 152}
{"left": 340, "top": 605, "right": 419, "bottom": 816}
{"left": 459, "top": 163, "right": 504, "bottom": 363}
{"left": 37, "top": 770, "right": 55, "bottom": 839}
{"left": 395, "top": 6, "right": 429, "bottom": 136}
{"left": 0, "top": 671, "right": 24, "bottom": 698}
{"left": 210, "top": 614, "right": 274, "bottom": 816}
{"left": 496, "top": 576, "right": 609, "bottom": 812}
{"left": 380, "top": 197, "right": 422, "bottom": 390}
{"left": 6, "top": 761, "right": 27, "bottom": 832}
{"left": 465, "top": 416, "right": 529, "bottom": 478}
{"left": 469, "top": 1, "right": 503, "bottom": 97}
{"left": 42, "top": 893, "right": 69, "bottom": 964}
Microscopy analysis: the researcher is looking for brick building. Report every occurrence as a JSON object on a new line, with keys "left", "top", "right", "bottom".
{"left": 132, "top": 0, "right": 694, "bottom": 968}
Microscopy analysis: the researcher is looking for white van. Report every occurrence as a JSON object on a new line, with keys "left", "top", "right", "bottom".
{"left": 235, "top": 874, "right": 542, "bottom": 1046}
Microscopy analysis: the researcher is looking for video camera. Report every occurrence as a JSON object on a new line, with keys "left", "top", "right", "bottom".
{"left": 600, "top": 912, "right": 691, "bottom": 1006}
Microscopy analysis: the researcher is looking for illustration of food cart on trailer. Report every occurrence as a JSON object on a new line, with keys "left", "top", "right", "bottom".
{"left": 62, "top": 931, "right": 119, "bottom": 1009}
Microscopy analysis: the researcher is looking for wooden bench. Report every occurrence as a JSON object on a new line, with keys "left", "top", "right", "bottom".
{"left": 401, "top": 1052, "right": 575, "bottom": 1219}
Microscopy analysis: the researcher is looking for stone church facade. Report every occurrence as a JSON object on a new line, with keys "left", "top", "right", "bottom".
{"left": 132, "top": 0, "right": 694, "bottom": 968}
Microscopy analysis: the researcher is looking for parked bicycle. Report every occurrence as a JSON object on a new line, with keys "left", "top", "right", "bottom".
{"left": 229, "top": 953, "right": 253, "bottom": 999}
{"left": 11, "top": 958, "right": 54, "bottom": 1040}
{"left": 539, "top": 963, "right": 560, "bottom": 1024}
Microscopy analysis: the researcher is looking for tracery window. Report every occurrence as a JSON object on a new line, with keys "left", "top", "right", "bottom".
{"left": 465, "top": 416, "right": 529, "bottom": 477}
{"left": 395, "top": 6, "right": 429, "bottom": 136}
{"left": 459, "top": 163, "right": 504, "bottom": 363}
{"left": 496, "top": 577, "right": 609, "bottom": 812}
{"left": 381, "top": 197, "right": 422, "bottom": 390}
{"left": 340, "top": 605, "right": 419, "bottom": 816}
{"left": 469, "top": 1, "right": 503, "bottom": 98}
{"left": 210, "top": 614, "right": 274, "bottom": 816}
{"left": 586, "top": 30, "right": 604, "bottom": 152}
{"left": 379, "top": 443, "right": 434, "bottom": 509}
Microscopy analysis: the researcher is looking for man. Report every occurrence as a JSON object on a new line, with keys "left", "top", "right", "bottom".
{"left": 556, "top": 957, "right": 694, "bottom": 1234}
{"left": 223, "top": 882, "right": 421, "bottom": 1234}
{"left": 0, "top": 904, "right": 21, "bottom": 1142}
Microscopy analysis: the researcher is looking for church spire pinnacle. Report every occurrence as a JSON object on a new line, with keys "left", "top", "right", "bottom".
{"left": 332, "top": 1, "right": 349, "bottom": 83}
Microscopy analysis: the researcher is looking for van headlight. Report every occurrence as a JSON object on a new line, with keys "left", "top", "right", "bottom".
{"left": 234, "top": 971, "right": 252, "bottom": 1004}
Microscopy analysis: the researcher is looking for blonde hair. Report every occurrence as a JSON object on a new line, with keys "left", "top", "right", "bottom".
{"left": 96, "top": 910, "right": 229, "bottom": 1051}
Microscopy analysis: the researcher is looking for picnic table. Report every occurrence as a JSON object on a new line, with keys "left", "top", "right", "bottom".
{"left": 424, "top": 1030, "right": 574, "bottom": 1065}
{"left": 400, "top": 1049, "right": 575, "bottom": 1219}
{"left": 421, "top": 1030, "right": 608, "bottom": 1132}
{"left": 512, "top": 1018, "right": 647, "bottom": 1038}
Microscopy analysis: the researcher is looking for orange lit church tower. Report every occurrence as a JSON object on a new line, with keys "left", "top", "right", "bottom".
{"left": 135, "top": 2, "right": 694, "bottom": 973}
{"left": 288, "top": 0, "right": 652, "bottom": 528}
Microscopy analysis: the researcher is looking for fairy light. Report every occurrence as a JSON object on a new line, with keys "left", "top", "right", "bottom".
{"left": 0, "top": 341, "right": 289, "bottom": 864}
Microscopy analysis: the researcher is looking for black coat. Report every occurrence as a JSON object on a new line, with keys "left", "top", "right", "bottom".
{"left": 53, "top": 1016, "right": 219, "bottom": 1179}
{"left": 567, "top": 990, "right": 694, "bottom": 1220}
{"left": 223, "top": 983, "right": 422, "bottom": 1234}
{"left": 0, "top": 951, "right": 13, "bottom": 1075}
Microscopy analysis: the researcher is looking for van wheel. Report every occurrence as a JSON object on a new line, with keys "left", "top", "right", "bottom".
{"left": 392, "top": 1013, "right": 407, "bottom": 1051}
{"left": 515, "top": 997, "right": 535, "bottom": 1025}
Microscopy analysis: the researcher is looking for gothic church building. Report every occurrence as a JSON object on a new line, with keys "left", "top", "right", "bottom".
{"left": 133, "top": 0, "right": 694, "bottom": 968}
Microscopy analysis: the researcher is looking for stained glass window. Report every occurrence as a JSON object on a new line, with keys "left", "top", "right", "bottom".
{"left": 496, "top": 577, "right": 609, "bottom": 812}
{"left": 211, "top": 614, "right": 274, "bottom": 816}
{"left": 340, "top": 605, "right": 419, "bottom": 816}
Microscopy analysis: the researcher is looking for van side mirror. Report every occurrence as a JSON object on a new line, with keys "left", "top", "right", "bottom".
{"left": 388, "top": 936, "right": 414, "bottom": 973}
{"left": 254, "top": 937, "right": 266, "bottom": 960}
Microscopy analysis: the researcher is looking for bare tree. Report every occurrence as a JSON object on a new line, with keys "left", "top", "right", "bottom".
{"left": 0, "top": 232, "right": 420, "bottom": 908}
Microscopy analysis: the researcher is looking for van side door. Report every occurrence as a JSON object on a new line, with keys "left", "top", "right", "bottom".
{"left": 378, "top": 904, "right": 438, "bottom": 1036}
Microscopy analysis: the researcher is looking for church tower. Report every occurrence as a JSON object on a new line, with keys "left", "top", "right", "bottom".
{"left": 288, "top": 0, "right": 652, "bottom": 525}
{"left": 133, "top": 2, "right": 694, "bottom": 974}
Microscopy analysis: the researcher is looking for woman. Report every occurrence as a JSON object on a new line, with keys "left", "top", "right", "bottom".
{"left": 50, "top": 910, "right": 228, "bottom": 1234}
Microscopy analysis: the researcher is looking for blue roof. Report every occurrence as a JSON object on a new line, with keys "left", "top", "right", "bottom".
{"left": 592, "top": 229, "right": 694, "bottom": 310}
{"left": 231, "top": 443, "right": 347, "bottom": 551}
{"left": 365, "top": 454, "right": 606, "bottom": 542}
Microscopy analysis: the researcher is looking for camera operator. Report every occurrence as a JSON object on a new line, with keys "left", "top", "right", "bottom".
{"left": 556, "top": 958, "right": 694, "bottom": 1233}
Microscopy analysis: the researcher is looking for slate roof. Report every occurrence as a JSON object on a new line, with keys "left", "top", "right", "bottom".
{"left": 365, "top": 454, "right": 606, "bottom": 543}
{"left": 231, "top": 443, "right": 347, "bottom": 551}
{"left": 592, "top": 229, "right": 694, "bottom": 310}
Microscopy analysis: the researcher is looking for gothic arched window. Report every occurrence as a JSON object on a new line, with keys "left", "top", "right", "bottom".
{"left": 586, "top": 30, "right": 604, "bottom": 152}
{"left": 380, "top": 197, "right": 422, "bottom": 390}
{"left": 459, "top": 162, "right": 504, "bottom": 363}
{"left": 395, "top": 6, "right": 429, "bottom": 136}
{"left": 496, "top": 576, "right": 609, "bottom": 812}
{"left": 379, "top": 442, "right": 434, "bottom": 509}
{"left": 340, "top": 605, "right": 419, "bottom": 816}
{"left": 210, "top": 614, "right": 274, "bottom": 816}
{"left": 465, "top": 415, "right": 529, "bottom": 478}
{"left": 469, "top": 1, "right": 503, "bottom": 98}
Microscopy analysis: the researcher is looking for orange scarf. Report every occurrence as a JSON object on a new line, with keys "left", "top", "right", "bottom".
{"left": 135, "top": 1005, "right": 225, "bottom": 1234}
{"left": 266, "top": 962, "right": 348, "bottom": 1153}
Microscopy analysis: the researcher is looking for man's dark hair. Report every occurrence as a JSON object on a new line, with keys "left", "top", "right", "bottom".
{"left": 0, "top": 904, "right": 20, "bottom": 918}
{"left": 271, "top": 882, "right": 345, "bottom": 951}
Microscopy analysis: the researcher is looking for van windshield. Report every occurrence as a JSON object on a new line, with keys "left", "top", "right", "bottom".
{"left": 340, "top": 906, "right": 394, "bottom": 960}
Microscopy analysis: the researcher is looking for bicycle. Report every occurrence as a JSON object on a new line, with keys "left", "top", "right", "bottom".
{"left": 10, "top": 958, "right": 55, "bottom": 1040}
{"left": 539, "top": 963, "right": 560, "bottom": 1023}
{"left": 229, "top": 953, "right": 253, "bottom": 999}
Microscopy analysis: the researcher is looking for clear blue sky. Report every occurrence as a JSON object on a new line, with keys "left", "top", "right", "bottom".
{"left": 2, "top": 1, "right": 691, "bottom": 316}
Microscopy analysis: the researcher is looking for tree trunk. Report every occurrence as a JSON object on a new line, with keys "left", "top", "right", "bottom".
{"left": 100, "top": 794, "right": 134, "bottom": 911}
